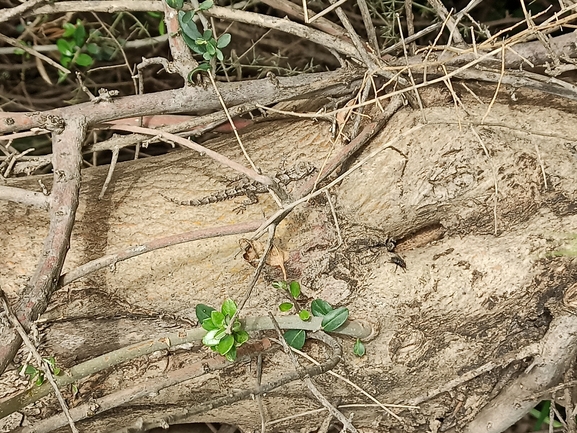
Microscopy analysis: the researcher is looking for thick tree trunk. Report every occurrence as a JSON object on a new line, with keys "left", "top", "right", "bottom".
{"left": 1, "top": 93, "right": 577, "bottom": 432}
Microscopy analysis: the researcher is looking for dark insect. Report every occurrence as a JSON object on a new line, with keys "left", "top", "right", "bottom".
{"left": 390, "top": 254, "right": 407, "bottom": 272}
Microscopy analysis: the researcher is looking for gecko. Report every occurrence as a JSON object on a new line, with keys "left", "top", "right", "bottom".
{"left": 162, "top": 161, "right": 316, "bottom": 210}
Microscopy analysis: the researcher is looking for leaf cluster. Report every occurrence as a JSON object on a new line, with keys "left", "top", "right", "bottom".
{"left": 20, "top": 357, "right": 61, "bottom": 387}
{"left": 165, "top": 0, "right": 231, "bottom": 75}
{"left": 196, "top": 299, "right": 249, "bottom": 362}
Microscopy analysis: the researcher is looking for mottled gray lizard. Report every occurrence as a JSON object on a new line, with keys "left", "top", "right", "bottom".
{"left": 162, "top": 162, "right": 316, "bottom": 210}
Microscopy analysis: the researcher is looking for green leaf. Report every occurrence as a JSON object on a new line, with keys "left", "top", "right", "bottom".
{"left": 178, "top": 11, "right": 202, "bottom": 40}
{"left": 188, "top": 63, "right": 211, "bottom": 81}
{"left": 202, "top": 29, "right": 213, "bottom": 40}
{"left": 13, "top": 48, "right": 25, "bottom": 55}
{"left": 181, "top": 31, "right": 204, "bottom": 54}
{"left": 195, "top": 304, "right": 215, "bottom": 323}
{"left": 311, "top": 299, "right": 333, "bottom": 317}
{"left": 159, "top": 20, "right": 166, "bottom": 36}
{"left": 205, "top": 40, "right": 216, "bottom": 56}
{"left": 289, "top": 281, "right": 301, "bottom": 299}
{"left": 225, "top": 345, "right": 237, "bottom": 361}
{"left": 75, "top": 53, "right": 93, "bottom": 67}
{"left": 210, "top": 310, "right": 225, "bottom": 328}
{"left": 272, "top": 280, "right": 288, "bottom": 291}
{"left": 202, "top": 51, "right": 212, "bottom": 60}
{"left": 165, "top": 0, "right": 184, "bottom": 9}
{"left": 221, "top": 299, "right": 237, "bottom": 317}
{"left": 321, "top": 307, "right": 349, "bottom": 332}
{"left": 60, "top": 56, "right": 72, "bottom": 68}
{"left": 57, "top": 70, "right": 69, "bottom": 84}
{"left": 201, "top": 319, "right": 218, "bottom": 331}
{"left": 35, "top": 373, "right": 45, "bottom": 386}
{"left": 283, "top": 329, "right": 306, "bottom": 350}
{"left": 56, "top": 39, "right": 74, "bottom": 57}
{"left": 234, "top": 330, "right": 249, "bottom": 345}
{"left": 62, "top": 23, "right": 76, "bottom": 38}
{"left": 86, "top": 43, "right": 100, "bottom": 55}
{"left": 353, "top": 339, "right": 365, "bottom": 357}
{"left": 202, "top": 329, "right": 221, "bottom": 346}
{"left": 74, "top": 24, "right": 86, "bottom": 47}
{"left": 179, "top": 10, "right": 194, "bottom": 24}
{"left": 217, "top": 33, "right": 231, "bottom": 49}
{"left": 279, "top": 302, "right": 293, "bottom": 312}
{"left": 198, "top": 0, "right": 214, "bottom": 10}
{"left": 299, "top": 310, "right": 311, "bottom": 321}
{"left": 24, "top": 365, "right": 37, "bottom": 376}
{"left": 217, "top": 334, "right": 235, "bottom": 355}
{"left": 216, "top": 48, "right": 223, "bottom": 61}
{"left": 231, "top": 319, "right": 242, "bottom": 332}
{"left": 53, "top": 366, "right": 61, "bottom": 375}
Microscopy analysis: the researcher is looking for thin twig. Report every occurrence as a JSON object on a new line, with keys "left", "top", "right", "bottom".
{"left": 99, "top": 146, "right": 119, "bottom": 199}
{"left": 268, "top": 314, "right": 357, "bottom": 433}
{"left": 98, "top": 123, "right": 274, "bottom": 186}
{"left": 60, "top": 220, "right": 264, "bottom": 287}
{"left": 0, "top": 289, "right": 79, "bottom": 433}
{"left": 227, "top": 224, "right": 277, "bottom": 333}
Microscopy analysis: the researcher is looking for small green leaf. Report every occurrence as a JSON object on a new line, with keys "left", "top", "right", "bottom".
{"left": 205, "top": 40, "right": 216, "bottom": 56}
{"left": 234, "top": 330, "right": 249, "bottom": 345}
{"left": 272, "top": 281, "right": 288, "bottom": 291}
{"left": 195, "top": 304, "right": 215, "bottom": 323}
{"left": 60, "top": 56, "right": 72, "bottom": 68}
{"left": 299, "top": 310, "right": 311, "bottom": 321}
{"left": 202, "top": 51, "right": 212, "bottom": 60}
{"left": 283, "top": 329, "right": 306, "bottom": 350}
{"left": 74, "top": 24, "right": 86, "bottom": 47}
{"left": 188, "top": 63, "right": 211, "bottom": 81}
{"left": 56, "top": 39, "right": 74, "bottom": 57}
{"left": 62, "top": 23, "right": 76, "bottom": 38}
{"left": 179, "top": 10, "right": 194, "bottom": 24}
{"left": 321, "top": 307, "right": 349, "bottom": 332}
{"left": 353, "top": 339, "right": 365, "bottom": 357}
{"left": 35, "top": 373, "right": 45, "bottom": 386}
{"left": 202, "top": 30, "right": 213, "bottom": 40}
{"left": 279, "top": 302, "right": 293, "bottom": 312}
{"left": 159, "top": 20, "right": 166, "bottom": 35}
{"left": 221, "top": 299, "right": 237, "bottom": 317}
{"left": 53, "top": 366, "right": 61, "bottom": 375}
{"left": 165, "top": 0, "right": 184, "bottom": 9}
{"left": 201, "top": 319, "right": 218, "bottom": 331}
{"left": 75, "top": 53, "right": 93, "bottom": 67}
{"left": 86, "top": 43, "right": 100, "bottom": 55}
{"left": 13, "top": 48, "right": 25, "bottom": 55}
{"left": 225, "top": 345, "right": 237, "bottom": 361}
{"left": 216, "top": 48, "right": 223, "bottom": 61}
{"left": 198, "top": 0, "right": 214, "bottom": 10}
{"left": 289, "top": 281, "right": 301, "bottom": 299}
{"left": 202, "top": 329, "right": 221, "bottom": 346}
{"left": 57, "top": 70, "right": 69, "bottom": 84}
{"left": 217, "top": 334, "right": 235, "bottom": 355}
{"left": 311, "top": 299, "right": 333, "bottom": 317}
{"left": 217, "top": 33, "right": 231, "bottom": 49}
{"left": 231, "top": 319, "right": 242, "bottom": 332}
{"left": 24, "top": 365, "right": 37, "bottom": 376}
{"left": 210, "top": 310, "right": 225, "bottom": 327}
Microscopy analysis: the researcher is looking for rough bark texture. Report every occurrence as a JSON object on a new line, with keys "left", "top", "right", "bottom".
{"left": 1, "top": 90, "right": 577, "bottom": 432}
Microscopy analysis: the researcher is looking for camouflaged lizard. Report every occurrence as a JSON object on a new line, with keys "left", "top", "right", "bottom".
{"left": 162, "top": 162, "right": 316, "bottom": 210}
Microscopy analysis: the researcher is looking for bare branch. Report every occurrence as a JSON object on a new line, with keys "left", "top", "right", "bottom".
{"left": 0, "top": 116, "right": 86, "bottom": 375}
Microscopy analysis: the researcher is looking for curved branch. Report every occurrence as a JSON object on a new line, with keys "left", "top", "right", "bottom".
{"left": 0, "top": 116, "right": 86, "bottom": 375}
